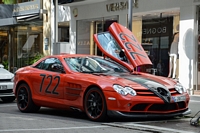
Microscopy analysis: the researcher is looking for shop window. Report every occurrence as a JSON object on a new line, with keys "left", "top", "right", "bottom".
{"left": 14, "top": 24, "right": 43, "bottom": 69}
{"left": 141, "top": 17, "right": 173, "bottom": 76}
{"left": 58, "top": 22, "right": 69, "bottom": 42}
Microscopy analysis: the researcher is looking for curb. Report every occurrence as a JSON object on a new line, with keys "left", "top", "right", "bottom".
{"left": 102, "top": 118, "right": 196, "bottom": 133}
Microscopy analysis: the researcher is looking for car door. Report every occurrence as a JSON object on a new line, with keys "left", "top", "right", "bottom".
{"left": 94, "top": 22, "right": 152, "bottom": 71}
{"left": 30, "top": 58, "right": 65, "bottom": 100}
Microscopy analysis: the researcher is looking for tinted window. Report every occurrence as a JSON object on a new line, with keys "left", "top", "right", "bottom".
{"left": 35, "top": 58, "right": 63, "bottom": 72}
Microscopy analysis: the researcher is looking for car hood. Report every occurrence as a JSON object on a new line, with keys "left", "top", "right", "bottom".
{"left": 105, "top": 72, "right": 175, "bottom": 88}
{"left": 99, "top": 72, "right": 176, "bottom": 103}
{"left": 0, "top": 68, "right": 14, "bottom": 79}
{"left": 94, "top": 22, "right": 152, "bottom": 71}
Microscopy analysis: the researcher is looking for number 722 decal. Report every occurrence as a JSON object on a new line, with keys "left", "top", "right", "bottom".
{"left": 39, "top": 74, "right": 60, "bottom": 95}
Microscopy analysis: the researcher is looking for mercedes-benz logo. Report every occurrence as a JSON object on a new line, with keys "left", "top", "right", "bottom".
{"left": 157, "top": 87, "right": 169, "bottom": 96}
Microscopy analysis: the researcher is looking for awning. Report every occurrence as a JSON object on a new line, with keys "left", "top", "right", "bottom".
{"left": 0, "top": 18, "right": 17, "bottom": 26}
{"left": 16, "top": 14, "right": 40, "bottom": 22}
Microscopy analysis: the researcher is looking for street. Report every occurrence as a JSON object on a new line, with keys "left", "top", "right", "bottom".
{"left": 0, "top": 95, "right": 199, "bottom": 133}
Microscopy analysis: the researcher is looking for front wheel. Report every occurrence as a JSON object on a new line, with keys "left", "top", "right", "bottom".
{"left": 16, "top": 83, "right": 40, "bottom": 113}
{"left": 84, "top": 87, "right": 107, "bottom": 121}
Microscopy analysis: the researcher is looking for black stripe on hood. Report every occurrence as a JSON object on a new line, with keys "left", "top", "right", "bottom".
{"left": 122, "top": 75, "right": 171, "bottom": 103}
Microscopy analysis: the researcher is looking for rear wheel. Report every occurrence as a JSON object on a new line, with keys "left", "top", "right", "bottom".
{"left": 1, "top": 97, "right": 15, "bottom": 103}
{"left": 84, "top": 87, "right": 107, "bottom": 121}
{"left": 16, "top": 83, "right": 40, "bottom": 113}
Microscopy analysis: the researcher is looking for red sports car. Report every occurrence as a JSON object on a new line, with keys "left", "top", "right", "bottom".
{"left": 13, "top": 23, "right": 190, "bottom": 121}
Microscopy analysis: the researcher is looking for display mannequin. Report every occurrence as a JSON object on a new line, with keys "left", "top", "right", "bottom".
{"left": 168, "top": 25, "right": 179, "bottom": 79}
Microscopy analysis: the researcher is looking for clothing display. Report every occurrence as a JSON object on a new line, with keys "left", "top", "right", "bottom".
{"left": 168, "top": 32, "right": 179, "bottom": 79}
{"left": 170, "top": 32, "right": 179, "bottom": 55}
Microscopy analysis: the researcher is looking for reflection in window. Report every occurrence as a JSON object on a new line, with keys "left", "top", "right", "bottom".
{"left": 97, "top": 32, "right": 122, "bottom": 59}
{"left": 35, "top": 58, "right": 62, "bottom": 72}
{"left": 64, "top": 56, "right": 128, "bottom": 73}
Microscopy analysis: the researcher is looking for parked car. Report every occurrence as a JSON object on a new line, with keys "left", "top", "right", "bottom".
{"left": 0, "top": 64, "right": 15, "bottom": 103}
{"left": 13, "top": 23, "right": 190, "bottom": 121}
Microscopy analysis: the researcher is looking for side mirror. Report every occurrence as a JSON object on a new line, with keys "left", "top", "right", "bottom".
{"left": 51, "top": 64, "right": 65, "bottom": 73}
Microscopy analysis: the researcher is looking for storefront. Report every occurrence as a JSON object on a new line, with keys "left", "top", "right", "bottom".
{"left": 0, "top": 0, "right": 51, "bottom": 72}
{"left": 62, "top": 0, "right": 199, "bottom": 94}
{"left": 77, "top": 16, "right": 118, "bottom": 56}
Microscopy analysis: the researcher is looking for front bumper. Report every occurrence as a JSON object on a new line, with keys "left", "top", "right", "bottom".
{"left": 0, "top": 82, "right": 14, "bottom": 97}
{"left": 107, "top": 108, "right": 191, "bottom": 118}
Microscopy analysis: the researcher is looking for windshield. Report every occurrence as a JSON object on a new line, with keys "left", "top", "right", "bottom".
{"left": 64, "top": 56, "right": 129, "bottom": 73}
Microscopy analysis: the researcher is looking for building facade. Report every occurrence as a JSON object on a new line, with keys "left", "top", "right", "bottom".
{"left": 0, "top": 0, "right": 51, "bottom": 72}
{"left": 1, "top": 0, "right": 200, "bottom": 95}
{"left": 58, "top": 0, "right": 200, "bottom": 95}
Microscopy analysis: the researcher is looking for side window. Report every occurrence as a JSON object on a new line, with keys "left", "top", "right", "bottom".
{"left": 98, "top": 32, "right": 121, "bottom": 58}
{"left": 65, "top": 57, "right": 82, "bottom": 72}
{"left": 35, "top": 61, "right": 44, "bottom": 69}
{"left": 35, "top": 58, "right": 63, "bottom": 72}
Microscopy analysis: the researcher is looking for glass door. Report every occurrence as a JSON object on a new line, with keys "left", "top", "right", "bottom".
{"left": 14, "top": 23, "right": 43, "bottom": 69}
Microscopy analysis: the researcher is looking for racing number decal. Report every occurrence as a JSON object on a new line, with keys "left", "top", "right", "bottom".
{"left": 119, "top": 32, "right": 147, "bottom": 60}
{"left": 45, "top": 75, "right": 52, "bottom": 94}
{"left": 52, "top": 76, "right": 60, "bottom": 94}
{"left": 39, "top": 74, "right": 60, "bottom": 95}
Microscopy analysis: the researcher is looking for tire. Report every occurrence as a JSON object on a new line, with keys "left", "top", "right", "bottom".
{"left": 84, "top": 87, "right": 107, "bottom": 121}
{"left": 16, "top": 83, "right": 40, "bottom": 113}
{"left": 1, "top": 97, "right": 15, "bottom": 103}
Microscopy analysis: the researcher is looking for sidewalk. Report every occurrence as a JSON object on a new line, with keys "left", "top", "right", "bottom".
{"left": 103, "top": 118, "right": 200, "bottom": 133}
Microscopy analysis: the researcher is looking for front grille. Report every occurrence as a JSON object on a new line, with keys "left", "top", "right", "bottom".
{"left": 0, "top": 89, "right": 13, "bottom": 93}
{"left": 168, "top": 88, "right": 179, "bottom": 95}
{"left": 136, "top": 87, "right": 179, "bottom": 97}
{"left": 131, "top": 102, "right": 186, "bottom": 112}
{"left": 131, "top": 103, "right": 149, "bottom": 111}
{"left": 0, "top": 79, "right": 11, "bottom": 82}
{"left": 136, "top": 90, "right": 156, "bottom": 96}
{"left": 177, "top": 101, "right": 186, "bottom": 109}
{"left": 148, "top": 103, "right": 177, "bottom": 111}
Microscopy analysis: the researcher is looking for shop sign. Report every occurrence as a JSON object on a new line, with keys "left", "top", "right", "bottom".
{"left": 13, "top": 0, "right": 41, "bottom": 17}
{"left": 78, "top": 40, "right": 90, "bottom": 45}
{"left": 106, "top": 0, "right": 138, "bottom": 12}
{"left": 142, "top": 26, "right": 168, "bottom": 36}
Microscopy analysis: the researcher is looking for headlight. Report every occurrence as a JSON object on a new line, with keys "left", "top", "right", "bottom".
{"left": 113, "top": 84, "right": 137, "bottom": 96}
{"left": 175, "top": 83, "right": 187, "bottom": 94}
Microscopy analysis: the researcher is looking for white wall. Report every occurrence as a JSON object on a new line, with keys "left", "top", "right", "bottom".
{"left": 51, "top": 2, "right": 72, "bottom": 54}
{"left": 179, "top": 5, "right": 196, "bottom": 94}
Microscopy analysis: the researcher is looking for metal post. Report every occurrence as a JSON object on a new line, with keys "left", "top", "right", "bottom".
{"left": 128, "top": 0, "right": 133, "bottom": 31}
{"left": 53, "top": 0, "right": 58, "bottom": 55}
